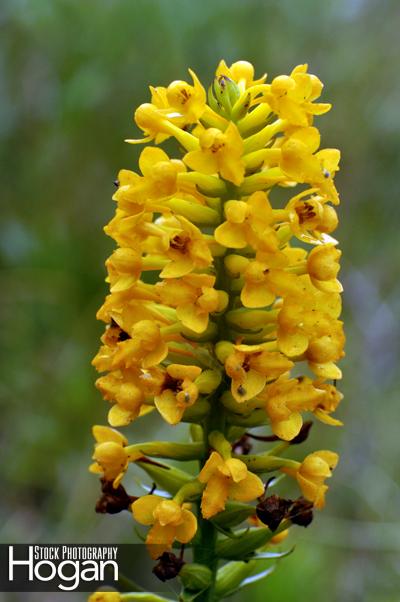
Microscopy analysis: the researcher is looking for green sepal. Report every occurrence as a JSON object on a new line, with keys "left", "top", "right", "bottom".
{"left": 238, "top": 453, "right": 299, "bottom": 474}
{"left": 177, "top": 171, "right": 226, "bottom": 197}
{"left": 179, "top": 563, "right": 212, "bottom": 591}
{"left": 190, "top": 424, "right": 203, "bottom": 442}
{"left": 213, "top": 523, "right": 250, "bottom": 539}
{"left": 215, "top": 560, "right": 256, "bottom": 598}
{"left": 225, "top": 409, "right": 269, "bottom": 427}
{"left": 182, "top": 400, "right": 210, "bottom": 423}
{"left": 211, "top": 501, "right": 255, "bottom": 528}
{"left": 136, "top": 461, "right": 192, "bottom": 495}
{"left": 179, "top": 587, "right": 208, "bottom": 602}
{"left": 127, "top": 442, "right": 204, "bottom": 461}
{"left": 194, "top": 369, "right": 222, "bottom": 394}
{"left": 231, "top": 90, "right": 252, "bottom": 121}
{"left": 216, "top": 527, "right": 274, "bottom": 560}
{"left": 163, "top": 197, "right": 220, "bottom": 226}
{"left": 181, "top": 322, "right": 217, "bottom": 342}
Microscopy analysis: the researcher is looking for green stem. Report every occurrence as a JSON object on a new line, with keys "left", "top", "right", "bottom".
{"left": 191, "top": 181, "right": 242, "bottom": 602}
{"left": 193, "top": 397, "right": 224, "bottom": 602}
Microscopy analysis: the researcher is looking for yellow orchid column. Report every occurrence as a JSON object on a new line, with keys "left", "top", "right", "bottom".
{"left": 89, "top": 60, "right": 344, "bottom": 602}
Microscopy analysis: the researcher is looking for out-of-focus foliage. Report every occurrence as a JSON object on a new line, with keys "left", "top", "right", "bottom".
{"left": 0, "top": 1, "right": 399, "bottom": 601}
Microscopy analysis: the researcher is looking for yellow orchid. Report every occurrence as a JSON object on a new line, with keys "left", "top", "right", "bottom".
{"left": 225, "top": 343, "right": 293, "bottom": 402}
{"left": 105, "top": 247, "right": 142, "bottom": 293}
{"left": 154, "top": 364, "right": 202, "bottom": 425}
{"left": 94, "top": 320, "right": 169, "bottom": 372}
{"left": 89, "top": 426, "right": 130, "bottom": 487}
{"left": 184, "top": 122, "right": 245, "bottom": 185}
{"left": 216, "top": 59, "right": 267, "bottom": 89}
{"left": 199, "top": 451, "right": 264, "bottom": 518}
{"left": 166, "top": 69, "right": 207, "bottom": 122}
{"left": 95, "top": 368, "right": 162, "bottom": 427}
{"left": 240, "top": 256, "right": 290, "bottom": 307}
{"left": 132, "top": 495, "right": 197, "bottom": 559}
{"left": 264, "top": 64, "right": 331, "bottom": 127}
{"left": 278, "top": 305, "right": 345, "bottom": 379}
{"left": 262, "top": 376, "right": 327, "bottom": 441}
{"left": 285, "top": 189, "right": 339, "bottom": 244}
{"left": 307, "top": 243, "right": 342, "bottom": 293}
{"left": 147, "top": 215, "right": 212, "bottom": 278}
{"left": 113, "top": 147, "right": 186, "bottom": 213}
{"left": 91, "top": 60, "right": 344, "bottom": 598}
{"left": 214, "top": 191, "right": 279, "bottom": 253}
{"left": 283, "top": 451, "right": 339, "bottom": 509}
{"left": 157, "top": 273, "right": 227, "bottom": 333}
{"left": 280, "top": 130, "right": 340, "bottom": 205}
{"left": 312, "top": 381, "right": 343, "bottom": 426}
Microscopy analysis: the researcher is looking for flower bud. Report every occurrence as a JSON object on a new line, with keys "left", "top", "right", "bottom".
{"left": 307, "top": 244, "right": 341, "bottom": 281}
{"left": 179, "top": 563, "right": 212, "bottom": 591}
{"left": 136, "top": 460, "right": 192, "bottom": 495}
{"left": 194, "top": 369, "right": 222, "bottom": 394}
{"left": 215, "top": 560, "right": 256, "bottom": 597}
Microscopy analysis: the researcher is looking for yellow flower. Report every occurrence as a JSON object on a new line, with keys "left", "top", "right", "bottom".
{"left": 151, "top": 215, "right": 212, "bottom": 278}
{"left": 216, "top": 59, "right": 267, "bottom": 89}
{"left": 280, "top": 128, "right": 340, "bottom": 204}
{"left": 166, "top": 69, "right": 207, "bottom": 122}
{"left": 277, "top": 282, "right": 345, "bottom": 379}
{"left": 264, "top": 64, "right": 331, "bottom": 127}
{"left": 157, "top": 273, "right": 227, "bottom": 333}
{"left": 113, "top": 147, "right": 186, "bottom": 212}
{"left": 198, "top": 451, "right": 264, "bottom": 518}
{"left": 132, "top": 495, "right": 197, "bottom": 559}
{"left": 307, "top": 244, "right": 342, "bottom": 293}
{"left": 285, "top": 189, "right": 338, "bottom": 244}
{"left": 89, "top": 426, "right": 129, "bottom": 487}
{"left": 225, "top": 344, "right": 293, "bottom": 402}
{"left": 105, "top": 247, "right": 142, "bottom": 293}
{"left": 284, "top": 451, "right": 339, "bottom": 509}
{"left": 95, "top": 368, "right": 162, "bottom": 427}
{"left": 108, "top": 320, "right": 169, "bottom": 370}
{"left": 240, "top": 259, "right": 298, "bottom": 309}
{"left": 154, "top": 364, "right": 202, "bottom": 425}
{"left": 214, "top": 191, "right": 279, "bottom": 253}
{"left": 88, "top": 592, "right": 121, "bottom": 602}
{"left": 262, "top": 376, "right": 327, "bottom": 441}
{"left": 183, "top": 122, "right": 245, "bottom": 185}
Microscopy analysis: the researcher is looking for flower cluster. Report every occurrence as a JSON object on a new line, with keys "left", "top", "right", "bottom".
{"left": 90, "top": 60, "right": 344, "bottom": 601}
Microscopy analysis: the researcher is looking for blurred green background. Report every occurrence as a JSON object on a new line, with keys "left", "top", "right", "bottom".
{"left": 1, "top": 0, "right": 399, "bottom": 600}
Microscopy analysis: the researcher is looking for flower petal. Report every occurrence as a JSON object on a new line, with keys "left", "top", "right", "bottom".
{"left": 229, "top": 471, "right": 264, "bottom": 502}
{"left": 271, "top": 412, "right": 303, "bottom": 441}
{"left": 108, "top": 404, "right": 139, "bottom": 427}
{"left": 131, "top": 495, "right": 164, "bottom": 525}
{"left": 201, "top": 473, "right": 229, "bottom": 518}
{"left": 241, "top": 283, "right": 275, "bottom": 308}
{"left": 154, "top": 390, "right": 183, "bottom": 425}
{"left": 146, "top": 522, "right": 176, "bottom": 559}
{"left": 92, "top": 425, "right": 128, "bottom": 446}
{"left": 198, "top": 451, "right": 224, "bottom": 483}
{"left": 175, "top": 509, "right": 198, "bottom": 543}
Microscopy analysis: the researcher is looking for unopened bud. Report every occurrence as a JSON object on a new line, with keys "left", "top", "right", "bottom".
{"left": 179, "top": 563, "right": 212, "bottom": 591}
